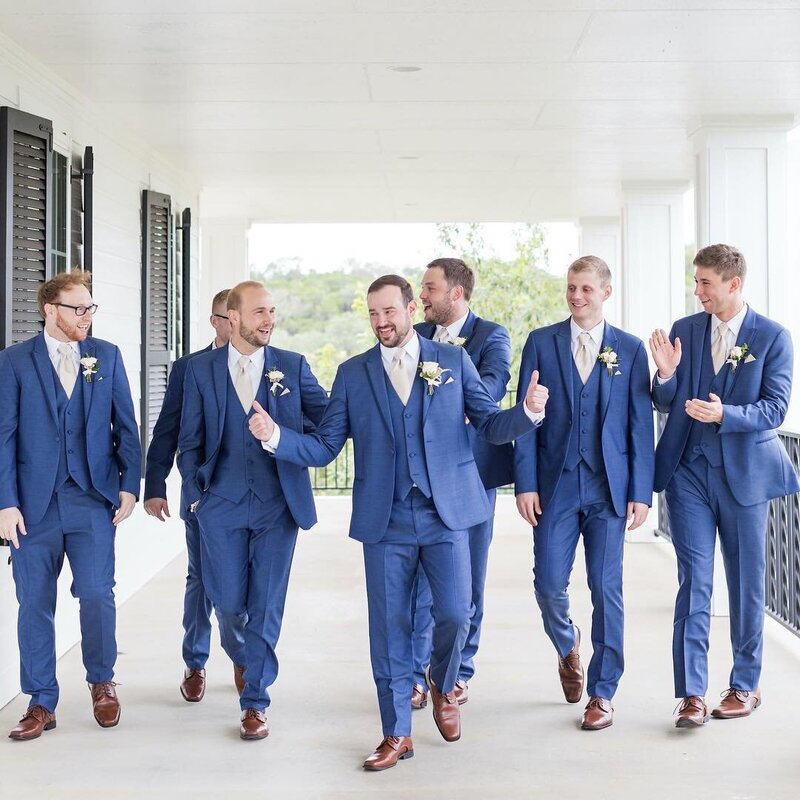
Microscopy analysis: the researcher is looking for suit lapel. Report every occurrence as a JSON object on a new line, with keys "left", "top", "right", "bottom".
{"left": 724, "top": 307, "right": 758, "bottom": 399}
{"left": 31, "top": 333, "right": 59, "bottom": 427}
{"left": 365, "top": 345, "right": 394, "bottom": 438}
{"left": 81, "top": 340, "right": 95, "bottom": 423}
{"left": 265, "top": 345, "right": 279, "bottom": 419}
{"left": 213, "top": 345, "right": 229, "bottom": 431}
{"left": 420, "top": 337, "right": 435, "bottom": 423}
{"left": 555, "top": 319, "right": 575, "bottom": 409}
{"left": 460, "top": 310, "right": 477, "bottom": 348}
{"left": 599, "top": 322, "right": 617, "bottom": 423}
{"left": 691, "top": 315, "right": 708, "bottom": 398}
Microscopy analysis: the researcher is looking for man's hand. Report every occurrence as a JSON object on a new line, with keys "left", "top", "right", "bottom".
{"left": 685, "top": 393, "right": 724, "bottom": 424}
{"left": 626, "top": 501, "right": 649, "bottom": 531}
{"left": 0, "top": 506, "right": 26, "bottom": 549}
{"left": 143, "top": 497, "right": 170, "bottom": 522}
{"left": 248, "top": 400, "right": 276, "bottom": 442}
{"left": 649, "top": 329, "right": 682, "bottom": 380}
{"left": 516, "top": 492, "right": 543, "bottom": 527}
{"left": 112, "top": 491, "right": 136, "bottom": 526}
{"left": 524, "top": 369, "right": 549, "bottom": 414}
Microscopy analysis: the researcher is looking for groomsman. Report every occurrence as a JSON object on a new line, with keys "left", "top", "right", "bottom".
{"left": 410, "top": 258, "right": 513, "bottom": 708}
{"left": 0, "top": 271, "right": 141, "bottom": 740}
{"left": 177, "top": 281, "right": 328, "bottom": 740}
{"left": 248, "top": 274, "right": 548, "bottom": 770}
{"left": 144, "top": 289, "right": 247, "bottom": 702}
{"left": 650, "top": 244, "right": 799, "bottom": 727}
{"left": 514, "top": 256, "right": 654, "bottom": 731}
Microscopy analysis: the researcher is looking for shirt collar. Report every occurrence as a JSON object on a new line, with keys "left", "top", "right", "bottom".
{"left": 380, "top": 331, "right": 421, "bottom": 368}
{"left": 43, "top": 329, "right": 79, "bottom": 360}
{"left": 436, "top": 310, "right": 470, "bottom": 341}
{"left": 712, "top": 304, "right": 748, "bottom": 340}
{"left": 570, "top": 318, "right": 605, "bottom": 348}
{"left": 228, "top": 342, "right": 266, "bottom": 373}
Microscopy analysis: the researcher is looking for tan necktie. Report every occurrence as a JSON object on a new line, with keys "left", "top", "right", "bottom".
{"left": 712, "top": 322, "right": 729, "bottom": 374}
{"left": 57, "top": 343, "right": 77, "bottom": 397}
{"left": 234, "top": 355, "right": 254, "bottom": 412}
{"left": 434, "top": 327, "right": 450, "bottom": 343}
{"left": 575, "top": 331, "right": 594, "bottom": 384}
{"left": 390, "top": 348, "right": 412, "bottom": 405}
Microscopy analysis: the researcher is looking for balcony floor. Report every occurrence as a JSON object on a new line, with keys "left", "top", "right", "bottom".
{"left": 1, "top": 496, "right": 799, "bottom": 800}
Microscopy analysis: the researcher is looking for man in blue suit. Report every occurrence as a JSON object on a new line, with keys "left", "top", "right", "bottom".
{"left": 177, "top": 281, "right": 328, "bottom": 741}
{"left": 144, "top": 288, "right": 247, "bottom": 702}
{"left": 410, "top": 258, "right": 513, "bottom": 709}
{"left": 650, "top": 244, "right": 799, "bottom": 727}
{"left": 248, "top": 274, "right": 548, "bottom": 770}
{"left": 0, "top": 271, "right": 141, "bottom": 740}
{"left": 514, "top": 255, "right": 654, "bottom": 731}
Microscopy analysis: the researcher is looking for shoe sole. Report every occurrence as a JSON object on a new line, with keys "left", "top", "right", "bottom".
{"left": 240, "top": 730, "right": 270, "bottom": 740}
{"left": 711, "top": 699, "right": 761, "bottom": 720}
{"left": 411, "top": 701, "right": 427, "bottom": 710}
{"left": 8, "top": 720, "right": 56, "bottom": 741}
{"left": 581, "top": 720, "right": 613, "bottom": 731}
{"left": 675, "top": 715, "right": 709, "bottom": 728}
{"left": 180, "top": 687, "right": 205, "bottom": 703}
{"left": 94, "top": 714, "right": 120, "bottom": 728}
{"left": 363, "top": 750, "right": 414, "bottom": 771}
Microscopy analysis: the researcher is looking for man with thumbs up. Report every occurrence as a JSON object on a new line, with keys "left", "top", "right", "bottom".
{"left": 249, "top": 273, "right": 547, "bottom": 770}
{"left": 514, "top": 256, "right": 654, "bottom": 732}
{"left": 650, "top": 244, "right": 799, "bottom": 728}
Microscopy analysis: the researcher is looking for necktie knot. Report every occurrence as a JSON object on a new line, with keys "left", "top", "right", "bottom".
{"left": 576, "top": 331, "right": 594, "bottom": 384}
{"left": 238, "top": 355, "right": 251, "bottom": 371}
{"left": 390, "top": 348, "right": 411, "bottom": 405}
{"left": 434, "top": 327, "right": 450, "bottom": 343}
{"left": 58, "top": 343, "right": 73, "bottom": 357}
{"left": 712, "top": 322, "right": 729, "bottom": 374}
{"left": 393, "top": 348, "right": 406, "bottom": 367}
{"left": 234, "top": 355, "right": 254, "bottom": 412}
{"left": 57, "top": 343, "right": 77, "bottom": 397}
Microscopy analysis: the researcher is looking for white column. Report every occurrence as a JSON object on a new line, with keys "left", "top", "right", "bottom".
{"left": 579, "top": 216, "right": 622, "bottom": 327}
{"left": 691, "top": 118, "right": 792, "bottom": 328}
{"left": 197, "top": 218, "right": 250, "bottom": 350}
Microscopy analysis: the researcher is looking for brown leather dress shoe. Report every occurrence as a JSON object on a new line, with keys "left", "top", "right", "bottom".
{"left": 180, "top": 668, "right": 206, "bottom": 703}
{"left": 363, "top": 736, "right": 414, "bottom": 771}
{"left": 411, "top": 683, "right": 428, "bottom": 710}
{"left": 90, "top": 681, "right": 121, "bottom": 728}
{"left": 234, "top": 664, "right": 246, "bottom": 696}
{"left": 240, "top": 708, "right": 269, "bottom": 740}
{"left": 675, "top": 696, "right": 709, "bottom": 727}
{"left": 711, "top": 688, "right": 761, "bottom": 719}
{"left": 581, "top": 696, "right": 613, "bottom": 730}
{"left": 8, "top": 706, "right": 56, "bottom": 741}
{"left": 453, "top": 679, "right": 469, "bottom": 705}
{"left": 425, "top": 667, "right": 461, "bottom": 742}
{"left": 558, "top": 626, "right": 584, "bottom": 704}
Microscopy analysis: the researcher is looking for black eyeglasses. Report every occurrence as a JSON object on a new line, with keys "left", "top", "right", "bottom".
{"left": 53, "top": 302, "right": 99, "bottom": 316}
{"left": 212, "top": 313, "right": 230, "bottom": 321}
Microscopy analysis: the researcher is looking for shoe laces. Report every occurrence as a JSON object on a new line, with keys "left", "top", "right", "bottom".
{"left": 674, "top": 696, "right": 705, "bottom": 714}
{"left": 559, "top": 651, "right": 580, "bottom": 670}
{"left": 720, "top": 688, "right": 750, "bottom": 703}
{"left": 94, "top": 681, "right": 118, "bottom": 698}
{"left": 242, "top": 708, "right": 264, "bottom": 721}
{"left": 585, "top": 696, "right": 610, "bottom": 711}
{"left": 22, "top": 705, "right": 49, "bottom": 722}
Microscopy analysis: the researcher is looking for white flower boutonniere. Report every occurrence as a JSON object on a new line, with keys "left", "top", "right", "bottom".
{"left": 449, "top": 336, "right": 468, "bottom": 347}
{"left": 598, "top": 346, "right": 622, "bottom": 376}
{"left": 266, "top": 368, "right": 288, "bottom": 396}
{"left": 80, "top": 355, "right": 99, "bottom": 382}
{"left": 726, "top": 343, "right": 756, "bottom": 372}
{"left": 419, "top": 361, "right": 453, "bottom": 395}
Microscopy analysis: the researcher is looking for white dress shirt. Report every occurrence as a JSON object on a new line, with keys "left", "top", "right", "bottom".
{"left": 570, "top": 318, "right": 605, "bottom": 363}
{"left": 380, "top": 331, "right": 421, "bottom": 388}
{"left": 44, "top": 329, "right": 80, "bottom": 373}
{"left": 434, "top": 311, "right": 470, "bottom": 344}
{"left": 228, "top": 342, "right": 265, "bottom": 399}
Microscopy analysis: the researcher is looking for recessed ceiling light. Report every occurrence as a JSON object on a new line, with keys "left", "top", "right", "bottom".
{"left": 388, "top": 65, "right": 422, "bottom": 73}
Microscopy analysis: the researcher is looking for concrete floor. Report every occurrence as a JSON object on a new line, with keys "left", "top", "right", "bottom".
{"left": 1, "top": 496, "right": 799, "bottom": 800}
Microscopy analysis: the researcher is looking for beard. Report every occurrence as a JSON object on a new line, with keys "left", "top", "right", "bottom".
{"left": 238, "top": 321, "right": 271, "bottom": 349}
{"left": 373, "top": 319, "right": 411, "bottom": 349}
{"left": 424, "top": 298, "right": 454, "bottom": 326}
{"left": 55, "top": 313, "right": 89, "bottom": 342}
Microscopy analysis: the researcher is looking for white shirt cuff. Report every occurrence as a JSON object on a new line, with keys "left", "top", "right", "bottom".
{"left": 655, "top": 372, "right": 675, "bottom": 385}
{"left": 523, "top": 404, "right": 545, "bottom": 427}
{"left": 260, "top": 424, "right": 281, "bottom": 453}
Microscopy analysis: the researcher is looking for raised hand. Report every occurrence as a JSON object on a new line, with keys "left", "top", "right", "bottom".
{"left": 649, "top": 329, "right": 682, "bottom": 380}
{"left": 525, "top": 369, "right": 549, "bottom": 414}
{"left": 248, "top": 400, "right": 276, "bottom": 441}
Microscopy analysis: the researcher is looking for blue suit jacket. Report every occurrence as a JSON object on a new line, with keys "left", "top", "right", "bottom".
{"left": 273, "top": 336, "right": 537, "bottom": 543}
{"left": 514, "top": 319, "right": 654, "bottom": 517}
{"left": 0, "top": 333, "right": 142, "bottom": 525}
{"left": 652, "top": 308, "right": 800, "bottom": 505}
{"left": 415, "top": 310, "right": 513, "bottom": 489}
{"left": 177, "top": 344, "right": 328, "bottom": 530}
{"left": 144, "top": 343, "right": 212, "bottom": 521}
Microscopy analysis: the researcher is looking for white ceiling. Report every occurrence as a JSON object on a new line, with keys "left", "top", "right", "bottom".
{"left": 1, "top": 0, "right": 799, "bottom": 221}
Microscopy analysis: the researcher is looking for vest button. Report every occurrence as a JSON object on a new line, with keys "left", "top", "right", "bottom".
{"left": 67, "top": 429, "right": 72, "bottom": 434}
{"left": 409, "top": 452, "right": 416, "bottom": 458}
{"left": 247, "top": 459, "right": 253, "bottom": 465}
{"left": 68, "top": 449, "right": 74, "bottom": 454}
{"left": 407, "top": 433, "right": 414, "bottom": 438}
{"left": 248, "top": 478, "right": 254, "bottom": 484}
{"left": 580, "top": 447, "right": 586, "bottom": 453}
{"left": 67, "top": 410, "right": 72, "bottom": 416}
{"left": 405, "top": 413, "right": 412, "bottom": 419}
{"left": 582, "top": 393, "right": 588, "bottom": 399}
{"left": 581, "top": 411, "right": 587, "bottom": 417}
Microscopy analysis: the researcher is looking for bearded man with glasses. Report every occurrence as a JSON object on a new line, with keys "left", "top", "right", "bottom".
{"left": 0, "top": 270, "right": 141, "bottom": 740}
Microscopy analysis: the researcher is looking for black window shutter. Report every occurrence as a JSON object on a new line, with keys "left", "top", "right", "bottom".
{"left": 141, "top": 189, "right": 174, "bottom": 462}
{"left": 0, "top": 107, "right": 54, "bottom": 350}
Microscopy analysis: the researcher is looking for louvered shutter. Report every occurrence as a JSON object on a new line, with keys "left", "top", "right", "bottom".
{"left": 179, "top": 208, "right": 192, "bottom": 358}
{"left": 141, "top": 190, "right": 174, "bottom": 461}
{"left": 1, "top": 107, "right": 53, "bottom": 349}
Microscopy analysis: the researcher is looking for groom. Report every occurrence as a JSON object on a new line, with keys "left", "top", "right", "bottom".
{"left": 248, "top": 274, "right": 548, "bottom": 770}
{"left": 0, "top": 270, "right": 141, "bottom": 740}
{"left": 650, "top": 243, "right": 799, "bottom": 727}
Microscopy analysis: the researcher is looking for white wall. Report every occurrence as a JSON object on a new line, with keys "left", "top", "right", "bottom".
{"left": 0, "top": 33, "right": 202, "bottom": 708}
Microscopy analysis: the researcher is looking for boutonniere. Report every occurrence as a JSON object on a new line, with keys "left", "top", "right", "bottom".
{"left": 419, "top": 361, "right": 453, "bottom": 395}
{"left": 449, "top": 336, "right": 468, "bottom": 347}
{"left": 598, "top": 346, "right": 621, "bottom": 376}
{"left": 266, "top": 367, "right": 289, "bottom": 396}
{"left": 80, "top": 355, "right": 99, "bottom": 382}
{"left": 726, "top": 343, "right": 756, "bottom": 372}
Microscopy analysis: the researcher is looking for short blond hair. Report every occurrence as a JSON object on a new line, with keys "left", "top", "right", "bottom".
{"left": 568, "top": 255, "right": 612, "bottom": 287}
{"left": 227, "top": 281, "right": 266, "bottom": 312}
{"left": 37, "top": 270, "right": 92, "bottom": 317}
{"left": 694, "top": 244, "right": 746, "bottom": 283}
{"left": 211, "top": 288, "right": 231, "bottom": 313}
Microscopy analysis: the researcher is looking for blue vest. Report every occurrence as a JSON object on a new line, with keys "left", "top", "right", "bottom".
{"left": 384, "top": 371, "right": 433, "bottom": 501}
{"left": 564, "top": 360, "right": 604, "bottom": 473}
{"left": 684, "top": 325, "right": 725, "bottom": 468}
{"left": 54, "top": 373, "right": 91, "bottom": 492}
{"left": 211, "top": 376, "right": 287, "bottom": 508}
